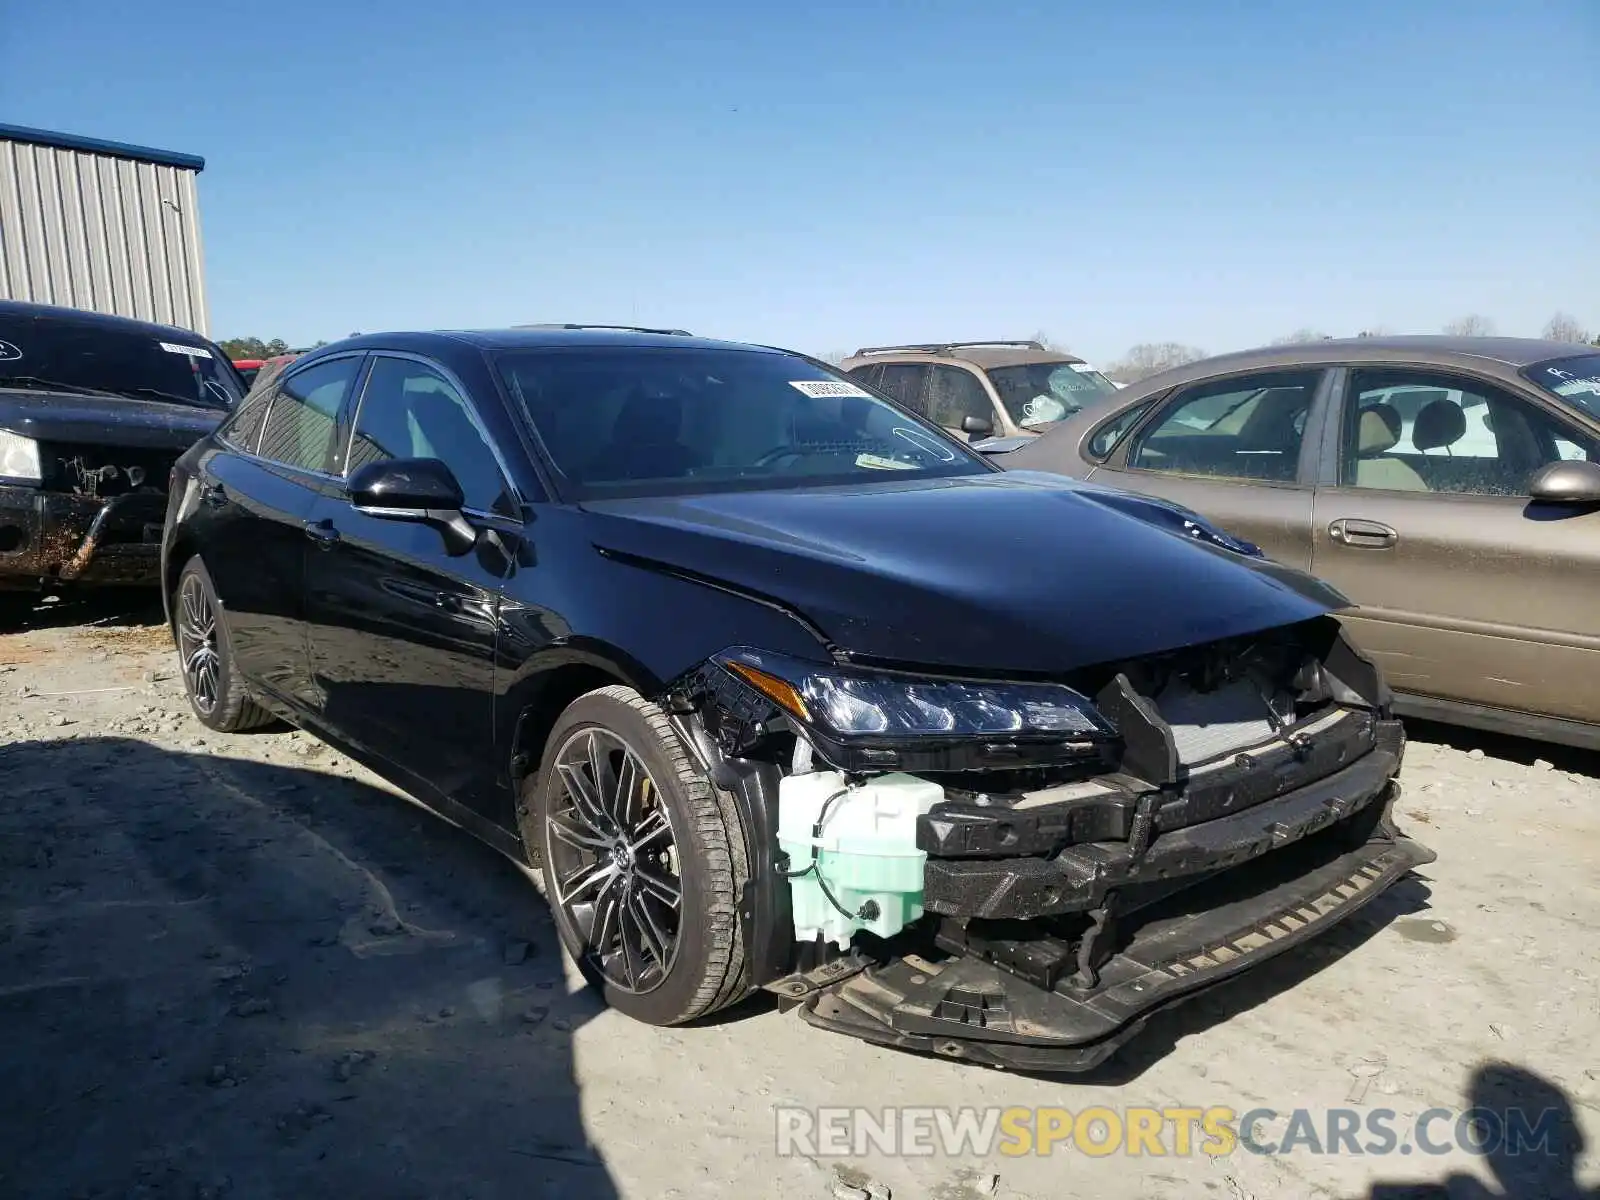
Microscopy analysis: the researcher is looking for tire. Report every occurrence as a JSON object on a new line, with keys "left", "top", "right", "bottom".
{"left": 523, "top": 685, "right": 752, "bottom": 1025}
{"left": 173, "top": 555, "right": 274, "bottom": 733}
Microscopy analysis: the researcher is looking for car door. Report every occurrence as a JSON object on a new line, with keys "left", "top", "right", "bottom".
{"left": 195, "top": 353, "right": 365, "bottom": 710}
{"left": 1310, "top": 364, "right": 1600, "bottom": 722}
{"left": 301, "top": 352, "right": 522, "bottom": 809}
{"left": 1086, "top": 368, "right": 1331, "bottom": 570}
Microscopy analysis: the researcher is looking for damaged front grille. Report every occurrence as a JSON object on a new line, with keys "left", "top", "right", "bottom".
{"left": 40, "top": 443, "right": 178, "bottom": 500}
{"left": 910, "top": 614, "right": 1401, "bottom": 952}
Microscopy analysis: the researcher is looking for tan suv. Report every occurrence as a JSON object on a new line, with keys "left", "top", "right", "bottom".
{"left": 839, "top": 341, "right": 1119, "bottom": 441}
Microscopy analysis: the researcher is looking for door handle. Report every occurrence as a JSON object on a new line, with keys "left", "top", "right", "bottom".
{"left": 198, "top": 482, "right": 227, "bottom": 508}
{"left": 1328, "top": 518, "right": 1398, "bottom": 549}
{"left": 303, "top": 518, "right": 341, "bottom": 548}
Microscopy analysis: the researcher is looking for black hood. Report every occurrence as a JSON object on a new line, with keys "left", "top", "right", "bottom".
{"left": 580, "top": 471, "right": 1347, "bottom": 676}
{"left": 0, "top": 388, "right": 224, "bottom": 449}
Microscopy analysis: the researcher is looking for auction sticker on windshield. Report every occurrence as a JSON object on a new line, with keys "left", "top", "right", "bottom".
{"left": 855, "top": 453, "right": 918, "bottom": 471}
{"left": 790, "top": 380, "right": 870, "bottom": 398}
{"left": 159, "top": 341, "right": 213, "bottom": 358}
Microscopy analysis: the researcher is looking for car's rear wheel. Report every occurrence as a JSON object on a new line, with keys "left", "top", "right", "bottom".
{"left": 174, "top": 556, "right": 274, "bottom": 733}
{"left": 525, "top": 685, "right": 752, "bottom": 1025}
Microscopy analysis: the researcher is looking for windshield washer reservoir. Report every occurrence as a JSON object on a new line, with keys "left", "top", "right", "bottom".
{"left": 777, "top": 770, "right": 945, "bottom": 949}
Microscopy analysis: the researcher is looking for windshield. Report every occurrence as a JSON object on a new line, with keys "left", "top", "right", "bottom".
{"left": 497, "top": 346, "right": 993, "bottom": 499}
{"left": 0, "top": 313, "right": 241, "bottom": 410}
{"left": 1524, "top": 353, "right": 1600, "bottom": 419}
{"left": 986, "top": 361, "right": 1119, "bottom": 428}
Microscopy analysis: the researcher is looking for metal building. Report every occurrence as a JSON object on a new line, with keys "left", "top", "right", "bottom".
{"left": 0, "top": 124, "right": 211, "bottom": 336}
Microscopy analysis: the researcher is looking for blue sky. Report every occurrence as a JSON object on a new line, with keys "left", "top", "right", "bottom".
{"left": 3, "top": 0, "right": 1595, "bottom": 362}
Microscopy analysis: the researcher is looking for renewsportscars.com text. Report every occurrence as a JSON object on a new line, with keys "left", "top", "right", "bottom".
{"left": 775, "top": 1105, "right": 1565, "bottom": 1160}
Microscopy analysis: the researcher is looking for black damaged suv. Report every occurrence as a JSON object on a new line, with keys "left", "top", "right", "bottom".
{"left": 0, "top": 300, "right": 242, "bottom": 626}
{"left": 162, "top": 326, "right": 1432, "bottom": 1071}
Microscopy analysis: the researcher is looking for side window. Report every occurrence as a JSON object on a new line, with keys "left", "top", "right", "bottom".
{"left": 876, "top": 364, "right": 930, "bottom": 417}
{"left": 925, "top": 365, "right": 995, "bottom": 428}
{"left": 348, "top": 356, "right": 514, "bottom": 515}
{"left": 1087, "top": 400, "right": 1155, "bottom": 460}
{"left": 257, "top": 357, "right": 361, "bottom": 472}
{"left": 218, "top": 387, "right": 273, "bottom": 454}
{"left": 846, "top": 364, "right": 881, "bottom": 390}
{"left": 1126, "top": 371, "right": 1321, "bottom": 483}
{"left": 1342, "top": 369, "right": 1598, "bottom": 496}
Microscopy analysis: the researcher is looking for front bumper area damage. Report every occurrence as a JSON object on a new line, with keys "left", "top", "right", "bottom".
{"left": 667, "top": 615, "right": 1436, "bottom": 1072}
{"left": 799, "top": 761, "right": 1430, "bottom": 1071}
{"left": 0, "top": 485, "right": 169, "bottom": 590}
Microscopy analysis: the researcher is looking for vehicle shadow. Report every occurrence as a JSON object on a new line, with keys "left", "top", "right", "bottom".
{"left": 1061, "top": 872, "right": 1435, "bottom": 1086}
{"left": 0, "top": 735, "right": 617, "bottom": 1200}
{"left": 3, "top": 587, "right": 166, "bottom": 633}
{"left": 1403, "top": 717, "right": 1600, "bottom": 778}
{"left": 1362, "top": 1061, "right": 1596, "bottom": 1200}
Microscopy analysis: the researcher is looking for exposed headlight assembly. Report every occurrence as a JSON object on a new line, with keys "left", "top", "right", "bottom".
{"left": 715, "top": 647, "right": 1116, "bottom": 772}
{"left": 0, "top": 430, "right": 41, "bottom": 485}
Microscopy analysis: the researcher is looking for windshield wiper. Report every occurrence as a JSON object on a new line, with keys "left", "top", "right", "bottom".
{"left": 116, "top": 386, "right": 228, "bottom": 410}
{"left": 0, "top": 375, "right": 130, "bottom": 399}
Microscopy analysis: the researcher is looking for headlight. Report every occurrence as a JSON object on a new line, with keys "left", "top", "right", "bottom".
{"left": 0, "top": 430, "right": 41, "bottom": 485}
{"left": 715, "top": 647, "right": 1114, "bottom": 745}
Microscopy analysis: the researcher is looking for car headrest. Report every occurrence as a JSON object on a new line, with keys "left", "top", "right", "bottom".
{"left": 1413, "top": 399, "right": 1467, "bottom": 452}
{"left": 1358, "top": 403, "right": 1402, "bottom": 456}
{"left": 615, "top": 389, "right": 681, "bottom": 444}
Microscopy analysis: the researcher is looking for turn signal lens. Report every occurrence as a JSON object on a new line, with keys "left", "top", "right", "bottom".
{"left": 725, "top": 659, "right": 811, "bottom": 722}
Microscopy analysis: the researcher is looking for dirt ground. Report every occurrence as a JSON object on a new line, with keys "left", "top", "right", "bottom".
{"left": 2, "top": 594, "right": 1597, "bottom": 1200}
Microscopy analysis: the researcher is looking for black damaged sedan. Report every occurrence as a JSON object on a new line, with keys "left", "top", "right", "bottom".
{"left": 161, "top": 326, "right": 1432, "bottom": 1071}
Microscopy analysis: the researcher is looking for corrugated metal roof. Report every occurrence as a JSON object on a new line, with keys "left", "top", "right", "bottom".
{"left": 0, "top": 124, "right": 205, "bottom": 172}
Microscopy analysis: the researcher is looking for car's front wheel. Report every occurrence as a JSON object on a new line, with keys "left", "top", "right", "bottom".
{"left": 173, "top": 555, "right": 274, "bottom": 733}
{"left": 524, "top": 685, "right": 752, "bottom": 1025}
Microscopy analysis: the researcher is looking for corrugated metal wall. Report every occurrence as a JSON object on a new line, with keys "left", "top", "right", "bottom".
{"left": 0, "top": 138, "right": 210, "bottom": 336}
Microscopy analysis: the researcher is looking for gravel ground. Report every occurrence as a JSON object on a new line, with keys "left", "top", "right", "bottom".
{"left": 1, "top": 594, "right": 1596, "bottom": 1200}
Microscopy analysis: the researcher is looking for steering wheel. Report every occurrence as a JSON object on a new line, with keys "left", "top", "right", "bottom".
{"left": 752, "top": 446, "right": 806, "bottom": 470}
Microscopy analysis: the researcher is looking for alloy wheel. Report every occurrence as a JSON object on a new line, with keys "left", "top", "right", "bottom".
{"left": 546, "top": 728, "right": 682, "bottom": 994}
{"left": 176, "top": 573, "right": 221, "bottom": 715}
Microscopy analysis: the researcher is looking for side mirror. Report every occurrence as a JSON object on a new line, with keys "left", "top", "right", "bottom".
{"left": 961, "top": 414, "right": 994, "bottom": 440}
{"left": 1528, "top": 459, "right": 1600, "bottom": 505}
{"left": 347, "top": 457, "right": 478, "bottom": 554}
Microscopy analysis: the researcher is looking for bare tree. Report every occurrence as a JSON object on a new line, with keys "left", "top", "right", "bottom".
{"left": 818, "top": 350, "right": 851, "bottom": 366}
{"left": 1271, "top": 328, "right": 1330, "bottom": 345}
{"left": 1443, "top": 314, "right": 1496, "bottom": 337}
{"left": 1108, "top": 342, "right": 1207, "bottom": 383}
{"left": 1030, "top": 329, "right": 1071, "bottom": 354}
{"left": 1543, "top": 313, "right": 1593, "bottom": 345}
{"left": 1356, "top": 325, "right": 1393, "bottom": 338}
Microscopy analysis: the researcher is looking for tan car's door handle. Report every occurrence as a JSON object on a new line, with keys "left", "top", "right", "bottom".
{"left": 1328, "top": 518, "right": 1398, "bottom": 549}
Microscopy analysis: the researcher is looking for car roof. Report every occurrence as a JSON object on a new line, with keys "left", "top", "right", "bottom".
{"left": 315, "top": 326, "right": 778, "bottom": 358}
{"left": 1129, "top": 336, "right": 1589, "bottom": 394}
{"left": 0, "top": 298, "right": 220, "bottom": 345}
{"left": 842, "top": 342, "right": 1087, "bottom": 370}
